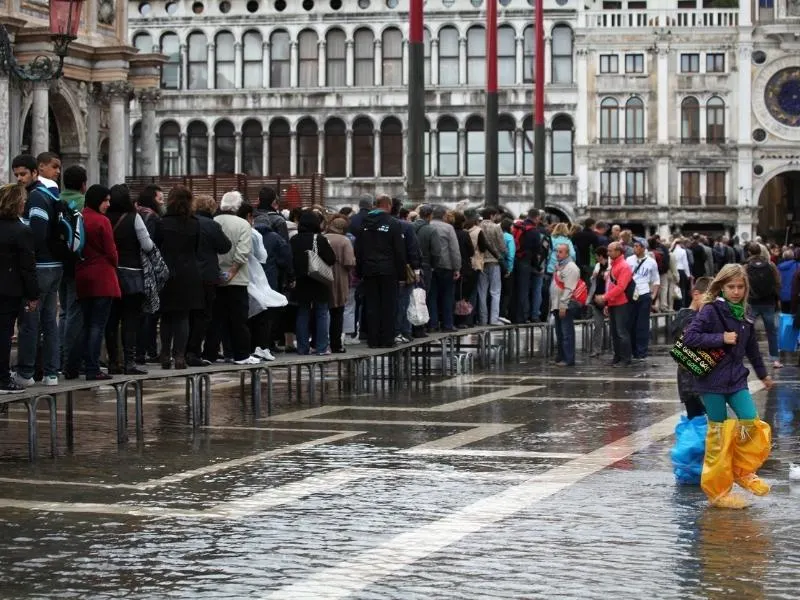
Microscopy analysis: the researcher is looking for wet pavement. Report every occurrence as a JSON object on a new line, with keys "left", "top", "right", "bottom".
{"left": 1, "top": 348, "right": 799, "bottom": 599}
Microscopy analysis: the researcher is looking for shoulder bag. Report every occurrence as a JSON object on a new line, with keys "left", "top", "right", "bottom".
{"left": 306, "top": 234, "right": 334, "bottom": 284}
{"left": 669, "top": 303, "right": 728, "bottom": 377}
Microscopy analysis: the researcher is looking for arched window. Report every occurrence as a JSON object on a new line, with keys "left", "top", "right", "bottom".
{"left": 624, "top": 97, "right": 644, "bottom": 144}
{"left": 297, "top": 118, "right": 318, "bottom": 175}
{"left": 159, "top": 121, "right": 180, "bottom": 175}
{"left": 160, "top": 32, "right": 180, "bottom": 89}
{"left": 681, "top": 96, "right": 699, "bottom": 143}
{"left": 498, "top": 26, "right": 516, "bottom": 86}
{"left": 551, "top": 24, "right": 573, "bottom": 84}
{"left": 269, "top": 119, "right": 290, "bottom": 175}
{"left": 438, "top": 116, "right": 458, "bottom": 176}
{"left": 214, "top": 120, "right": 235, "bottom": 173}
{"left": 324, "top": 118, "right": 346, "bottom": 177}
{"left": 498, "top": 115, "right": 515, "bottom": 175}
{"left": 551, "top": 115, "right": 573, "bottom": 176}
{"left": 298, "top": 30, "right": 319, "bottom": 87}
{"left": 270, "top": 30, "right": 290, "bottom": 88}
{"left": 187, "top": 121, "right": 208, "bottom": 175}
{"left": 438, "top": 27, "right": 459, "bottom": 86}
{"left": 522, "top": 116, "right": 533, "bottom": 175}
{"left": 523, "top": 26, "right": 534, "bottom": 83}
{"left": 242, "top": 119, "right": 263, "bottom": 175}
{"left": 381, "top": 117, "right": 403, "bottom": 176}
{"left": 133, "top": 32, "right": 153, "bottom": 53}
{"left": 382, "top": 28, "right": 403, "bottom": 86}
{"left": 352, "top": 117, "right": 374, "bottom": 177}
{"left": 354, "top": 28, "right": 375, "bottom": 86}
{"left": 187, "top": 31, "right": 208, "bottom": 90}
{"left": 467, "top": 26, "right": 485, "bottom": 85}
{"left": 132, "top": 122, "right": 142, "bottom": 176}
{"left": 466, "top": 115, "right": 485, "bottom": 176}
{"left": 215, "top": 32, "right": 235, "bottom": 89}
{"left": 423, "top": 29, "right": 431, "bottom": 85}
{"left": 243, "top": 31, "right": 263, "bottom": 89}
{"left": 600, "top": 98, "right": 619, "bottom": 143}
{"left": 707, "top": 97, "right": 725, "bottom": 143}
{"left": 326, "top": 29, "right": 346, "bottom": 87}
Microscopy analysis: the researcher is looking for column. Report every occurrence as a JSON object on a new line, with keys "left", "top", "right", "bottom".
{"left": 431, "top": 40, "right": 439, "bottom": 85}
{"left": 577, "top": 161, "right": 589, "bottom": 207}
{"left": 0, "top": 73, "right": 9, "bottom": 179}
{"left": 86, "top": 87, "right": 101, "bottom": 184}
{"left": 104, "top": 81, "right": 132, "bottom": 185}
{"left": 318, "top": 41, "right": 327, "bottom": 87}
{"left": 180, "top": 44, "right": 188, "bottom": 90}
{"left": 138, "top": 88, "right": 160, "bottom": 177}
{"left": 458, "top": 128, "right": 466, "bottom": 176}
{"left": 234, "top": 132, "right": 242, "bottom": 173}
{"left": 657, "top": 158, "right": 669, "bottom": 206}
{"left": 458, "top": 37, "right": 467, "bottom": 85}
{"left": 317, "top": 130, "right": 325, "bottom": 174}
{"left": 346, "top": 40, "right": 354, "bottom": 87}
{"left": 699, "top": 103, "right": 707, "bottom": 143}
{"left": 373, "top": 129, "right": 381, "bottom": 177}
{"left": 515, "top": 36, "right": 524, "bottom": 85}
{"left": 182, "top": 132, "right": 189, "bottom": 174}
{"left": 8, "top": 79, "right": 22, "bottom": 178}
{"left": 514, "top": 128, "right": 524, "bottom": 177}
{"left": 737, "top": 43, "right": 753, "bottom": 209}
{"left": 234, "top": 42, "right": 243, "bottom": 88}
{"left": 31, "top": 81, "right": 50, "bottom": 157}
{"left": 290, "top": 41, "right": 299, "bottom": 88}
{"left": 402, "top": 40, "right": 409, "bottom": 86}
{"left": 207, "top": 42, "right": 216, "bottom": 90}
{"left": 431, "top": 129, "right": 438, "bottom": 176}
{"left": 374, "top": 39, "right": 383, "bottom": 86}
{"left": 575, "top": 49, "right": 588, "bottom": 146}
{"left": 289, "top": 131, "right": 297, "bottom": 176}
{"left": 345, "top": 129, "right": 353, "bottom": 177}
{"left": 544, "top": 36, "right": 552, "bottom": 84}
{"left": 657, "top": 44, "right": 669, "bottom": 143}
{"left": 207, "top": 133, "right": 215, "bottom": 174}
{"left": 402, "top": 129, "right": 408, "bottom": 177}
{"left": 262, "top": 131, "right": 269, "bottom": 175}
{"left": 262, "top": 41, "right": 271, "bottom": 88}
{"left": 545, "top": 128, "right": 552, "bottom": 176}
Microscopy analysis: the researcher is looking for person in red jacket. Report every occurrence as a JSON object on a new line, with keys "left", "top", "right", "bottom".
{"left": 595, "top": 241, "right": 633, "bottom": 367}
{"left": 72, "top": 185, "right": 120, "bottom": 381}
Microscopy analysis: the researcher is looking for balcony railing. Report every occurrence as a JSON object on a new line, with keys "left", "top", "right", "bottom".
{"left": 583, "top": 9, "right": 739, "bottom": 30}
{"left": 592, "top": 194, "right": 654, "bottom": 207}
{"left": 681, "top": 137, "right": 700, "bottom": 144}
{"left": 706, "top": 195, "right": 727, "bottom": 206}
{"left": 680, "top": 195, "right": 702, "bottom": 206}
{"left": 680, "top": 195, "right": 727, "bottom": 206}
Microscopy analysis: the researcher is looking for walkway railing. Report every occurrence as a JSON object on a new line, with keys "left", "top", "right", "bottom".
{"left": 0, "top": 312, "right": 675, "bottom": 460}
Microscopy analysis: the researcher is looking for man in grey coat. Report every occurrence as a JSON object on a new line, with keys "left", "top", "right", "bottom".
{"left": 428, "top": 205, "right": 461, "bottom": 331}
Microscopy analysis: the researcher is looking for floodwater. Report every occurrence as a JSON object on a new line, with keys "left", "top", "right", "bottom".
{"left": 1, "top": 350, "right": 798, "bottom": 599}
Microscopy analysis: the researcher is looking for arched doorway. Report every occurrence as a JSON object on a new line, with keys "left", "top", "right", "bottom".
{"left": 758, "top": 170, "right": 800, "bottom": 243}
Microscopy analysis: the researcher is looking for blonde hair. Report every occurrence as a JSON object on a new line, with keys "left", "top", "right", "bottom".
{"left": 552, "top": 222, "right": 570, "bottom": 237}
{"left": 193, "top": 194, "right": 217, "bottom": 214}
{"left": 702, "top": 263, "right": 750, "bottom": 311}
{"left": 0, "top": 183, "right": 26, "bottom": 219}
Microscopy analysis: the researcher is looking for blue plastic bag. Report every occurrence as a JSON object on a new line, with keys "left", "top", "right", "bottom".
{"left": 670, "top": 414, "right": 707, "bottom": 485}
{"left": 778, "top": 313, "right": 798, "bottom": 352}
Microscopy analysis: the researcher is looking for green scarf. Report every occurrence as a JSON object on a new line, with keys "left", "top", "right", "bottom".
{"left": 721, "top": 293, "right": 745, "bottom": 320}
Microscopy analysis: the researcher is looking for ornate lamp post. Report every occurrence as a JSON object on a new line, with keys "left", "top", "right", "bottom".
{"left": 0, "top": 0, "right": 84, "bottom": 82}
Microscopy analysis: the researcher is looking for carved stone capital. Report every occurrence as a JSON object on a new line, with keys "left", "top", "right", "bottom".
{"left": 102, "top": 81, "right": 134, "bottom": 103}
{"left": 138, "top": 87, "right": 161, "bottom": 107}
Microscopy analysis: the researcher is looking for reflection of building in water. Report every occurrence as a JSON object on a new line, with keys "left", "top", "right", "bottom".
{"left": 125, "top": 0, "right": 800, "bottom": 240}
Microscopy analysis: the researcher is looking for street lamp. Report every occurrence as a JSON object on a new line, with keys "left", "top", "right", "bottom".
{"left": 0, "top": 0, "right": 84, "bottom": 82}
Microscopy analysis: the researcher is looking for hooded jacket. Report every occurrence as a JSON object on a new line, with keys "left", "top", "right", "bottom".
{"left": 354, "top": 209, "right": 406, "bottom": 279}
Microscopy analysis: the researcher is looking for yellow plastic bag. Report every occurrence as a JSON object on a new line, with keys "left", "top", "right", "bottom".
{"left": 733, "top": 419, "right": 771, "bottom": 496}
{"left": 702, "top": 420, "right": 737, "bottom": 506}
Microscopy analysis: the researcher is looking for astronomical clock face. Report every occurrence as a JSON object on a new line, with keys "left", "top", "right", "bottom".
{"left": 764, "top": 67, "right": 800, "bottom": 128}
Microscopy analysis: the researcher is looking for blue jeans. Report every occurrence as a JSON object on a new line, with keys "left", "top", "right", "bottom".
{"left": 477, "top": 264, "right": 502, "bottom": 325}
{"left": 80, "top": 297, "right": 113, "bottom": 378}
{"left": 428, "top": 269, "right": 455, "bottom": 330}
{"left": 296, "top": 302, "right": 329, "bottom": 354}
{"left": 395, "top": 283, "right": 412, "bottom": 337}
{"left": 553, "top": 303, "right": 580, "bottom": 365}
{"left": 17, "top": 266, "right": 62, "bottom": 379}
{"left": 514, "top": 259, "right": 531, "bottom": 323}
{"left": 609, "top": 303, "right": 632, "bottom": 364}
{"left": 629, "top": 293, "right": 652, "bottom": 359}
{"left": 750, "top": 303, "right": 779, "bottom": 360}
{"left": 532, "top": 273, "right": 545, "bottom": 321}
{"left": 59, "top": 275, "right": 83, "bottom": 370}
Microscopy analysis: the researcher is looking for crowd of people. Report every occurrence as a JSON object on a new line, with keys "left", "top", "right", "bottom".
{"left": 0, "top": 150, "right": 796, "bottom": 392}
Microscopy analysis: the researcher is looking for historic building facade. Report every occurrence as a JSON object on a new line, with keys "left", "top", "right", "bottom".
{"left": 0, "top": 0, "right": 161, "bottom": 185}
{"left": 126, "top": 0, "right": 800, "bottom": 239}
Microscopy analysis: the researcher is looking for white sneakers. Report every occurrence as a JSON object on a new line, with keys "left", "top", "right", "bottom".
{"left": 43, "top": 375, "right": 59, "bottom": 386}
{"left": 234, "top": 356, "right": 262, "bottom": 365}
{"left": 12, "top": 373, "right": 34, "bottom": 388}
{"left": 253, "top": 347, "right": 276, "bottom": 361}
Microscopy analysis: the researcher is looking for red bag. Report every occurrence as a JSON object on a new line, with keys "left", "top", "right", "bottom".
{"left": 554, "top": 271, "right": 588, "bottom": 305}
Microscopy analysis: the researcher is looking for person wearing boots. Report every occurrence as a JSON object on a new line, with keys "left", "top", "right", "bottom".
{"left": 682, "top": 264, "right": 774, "bottom": 509}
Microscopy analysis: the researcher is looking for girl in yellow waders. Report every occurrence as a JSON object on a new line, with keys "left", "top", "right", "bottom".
{"left": 682, "top": 264, "right": 774, "bottom": 508}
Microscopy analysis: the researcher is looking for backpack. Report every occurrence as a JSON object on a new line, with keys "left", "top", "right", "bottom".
{"left": 39, "top": 186, "right": 85, "bottom": 261}
{"left": 512, "top": 220, "right": 534, "bottom": 256}
{"left": 747, "top": 259, "right": 776, "bottom": 302}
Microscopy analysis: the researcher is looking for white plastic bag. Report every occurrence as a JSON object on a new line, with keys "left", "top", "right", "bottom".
{"left": 248, "top": 231, "right": 288, "bottom": 318}
{"left": 407, "top": 287, "right": 429, "bottom": 326}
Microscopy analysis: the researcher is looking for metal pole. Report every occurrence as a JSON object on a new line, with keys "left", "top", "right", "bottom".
{"left": 406, "top": 0, "right": 426, "bottom": 204}
{"left": 534, "top": 0, "right": 546, "bottom": 211}
{"left": 485, "top": 0, "right": 498, "bottom": 209}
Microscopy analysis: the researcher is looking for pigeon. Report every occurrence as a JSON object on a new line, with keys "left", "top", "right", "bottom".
{"left": 790, "top": 463, "right": 800, "bottom": 481}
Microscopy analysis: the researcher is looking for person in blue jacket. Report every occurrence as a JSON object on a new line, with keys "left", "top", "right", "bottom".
{"left": 682, "top": 264, "right": 774, "bottom": 508}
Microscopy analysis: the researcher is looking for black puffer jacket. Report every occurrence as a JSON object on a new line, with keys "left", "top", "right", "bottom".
{"left": 0, "top": 219, "right": 39, "bottom": 300}
{"left": 354, "top": 209, "right": 407, "bottom": 279}
{"left": 195, "top": 210, "right": 232, "bottom": 283}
